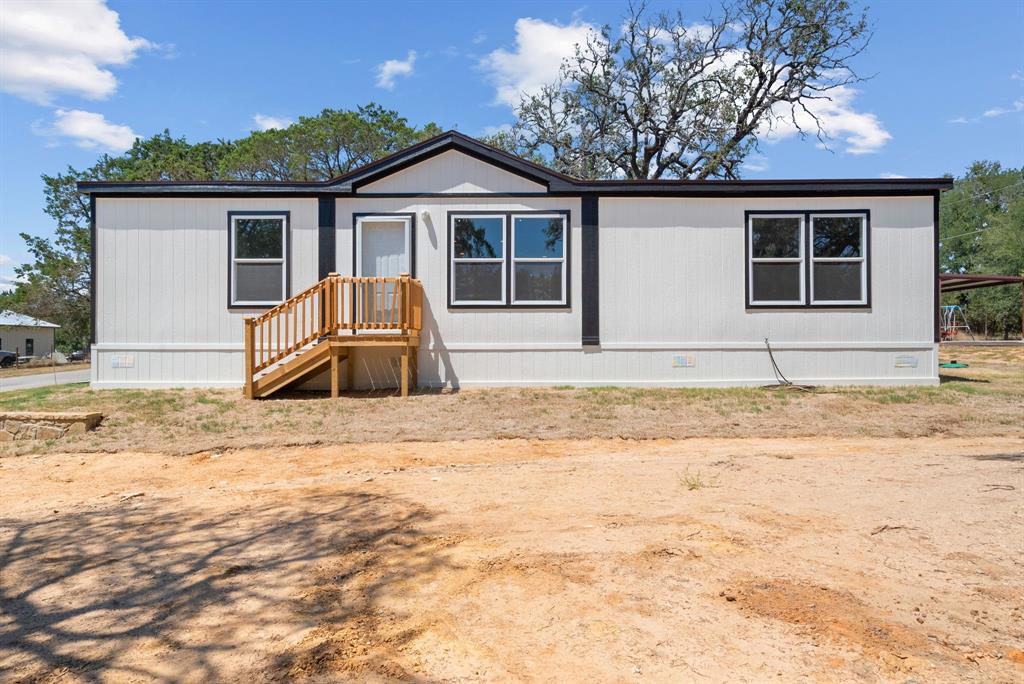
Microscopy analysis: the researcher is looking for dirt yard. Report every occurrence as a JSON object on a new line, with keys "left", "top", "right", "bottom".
{"left": 1, "top": 346, "right": 1021, "bottom": 682}
{"left": 1, "top": 435, "right": 1022, "bottom": 682}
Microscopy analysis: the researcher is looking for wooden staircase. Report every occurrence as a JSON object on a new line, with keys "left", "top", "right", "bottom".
{"left": 244, "top": 273, "right": 423, "bottom": 399}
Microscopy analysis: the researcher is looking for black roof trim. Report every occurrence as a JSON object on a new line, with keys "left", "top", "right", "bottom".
{"left": 77, "top": 130, "right": 955, "bottom": 196}
{"left": 327, "top": 130, "right": 576, "bottom": 192}
{"left": 574, "top": 178, "right": 953, "bottom": 195}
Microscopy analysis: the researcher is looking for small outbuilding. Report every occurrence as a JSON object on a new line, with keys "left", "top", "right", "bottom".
{"left": 0, "top": 312, "right": 59, "bottom": 359}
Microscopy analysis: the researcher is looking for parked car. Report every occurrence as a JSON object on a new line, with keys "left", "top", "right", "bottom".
{"left": 69, "top": 349, "right": 87, "bottom": 362}
{"left": 0, "top": 351, "right": 16, "bottom": 368}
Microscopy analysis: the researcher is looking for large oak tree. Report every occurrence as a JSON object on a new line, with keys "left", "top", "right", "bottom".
{"left": 489, "top": 0, "right": 872, "bottom": 180}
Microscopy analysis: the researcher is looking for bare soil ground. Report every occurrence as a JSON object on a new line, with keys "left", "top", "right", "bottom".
{"left": 1, "top": 435, "right": 1021, "bottom": 682}
{"left": 1, "top": 347, "right": 1021, "bottom": 682}
{"left": 0, "top": 347, "right": 1020, "bottom": 457}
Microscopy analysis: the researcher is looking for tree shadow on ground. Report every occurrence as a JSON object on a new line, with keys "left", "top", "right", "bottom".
{"left": 0, "top": 489, "right": 451, "bottom": 682}
{"left": 964, "top": 452, "right": 1024, "bottom": 462}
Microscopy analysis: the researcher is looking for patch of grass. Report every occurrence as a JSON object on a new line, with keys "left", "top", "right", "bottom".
{"left": 678, "top": 468, "right": 715, "bottom": 491}
{"left": 0, "top": 346, "right": 1019, "bottom": 456}
{"left": 199, "top": 420, "right": 225, "bottom": 433}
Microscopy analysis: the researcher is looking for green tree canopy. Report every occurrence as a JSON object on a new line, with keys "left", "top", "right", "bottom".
{"left": 940, "top": 161, "right": 1024, "bottom": 339}
{"left": 0, "top": 105, "right": 441, "bottom": 351}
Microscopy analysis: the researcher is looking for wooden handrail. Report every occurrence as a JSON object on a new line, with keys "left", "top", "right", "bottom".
{"left": 244, "top": 274, "right": 423, "bottom": 394}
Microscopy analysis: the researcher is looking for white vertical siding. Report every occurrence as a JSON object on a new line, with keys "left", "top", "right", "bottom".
{"left": 93, "top": 197, "right": 318, "bottom": 386}
{"left": 92, "top": 188, "right": 938, "bottom": 389}
{"left": 336, "top": 196, "right": 583, "bottom": 347}
{"left": 357, "top": 150, "right": 547, "bottom": 194}
{"left": 600, "top": 196, "right": 935, "bottom": 345}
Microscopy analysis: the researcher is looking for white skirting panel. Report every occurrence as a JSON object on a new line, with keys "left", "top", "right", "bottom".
{"left": 91, "top": 344, "right": 938, "bottom": 389}
{"left": 92, "top": 348, "right": 245, "bottom": 388}
{"left": 415, "top": 345, "right": 939, "bottom": 387}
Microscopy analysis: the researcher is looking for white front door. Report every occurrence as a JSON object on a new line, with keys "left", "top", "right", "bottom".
{"left": 357, "top": 216, "right": 411, "bottom": 277}
{"left": 355, "top": 216, "right": 412, "bottom": 323}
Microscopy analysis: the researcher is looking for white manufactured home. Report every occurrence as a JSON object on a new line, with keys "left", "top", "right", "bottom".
{"left": 79, "top": 131, "right": 953, "bottom": 395}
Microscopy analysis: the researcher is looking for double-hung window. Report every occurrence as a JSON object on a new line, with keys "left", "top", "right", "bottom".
{"left": 512, "top": 215, "right": 567, "bottom": 305}
{"left": 451, "top": 215, "right": 506, "bottom": 304}
{"left": 450, "top": 211, "right": 569, "bottom": 307}
{"left": 748, "top": 214, "right": 805, "bottom": 305}
{"left": 810, "top": 214, "right": 867, "bottom": 305}
{"left": 746, "top": 211, "right": 868, "bottom": 308}
{"left": 229, "top": 212, "right": 288, "bottom": 306}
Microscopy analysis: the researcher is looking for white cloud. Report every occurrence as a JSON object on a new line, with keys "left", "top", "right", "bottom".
{"left": 472, "top": 32, "right": 487, "bottom": 45}
{"left": 982, "top": 99, "right": 1024, "bottom": 118}
{"left": 763, "top": 86, "right": 891, "bottom": 155}
{"left": 480, "top": 123, "right": 513, "bottom": 137}
{"left": 483, "top": 17, "right": 886, "bottom": 155}
{"left": 375, "top": 51, "right": 417, "bottom": 90}
{"left": 39, "top": 109, "right": 139, "bottom": 152}
{"left": 880, "top": 172, "right": 907, "bottom": 179}
{"left": 252, "top": 114, "right": 293, "bottom": 131}
{"left": 0, "top": 0, "right": 153, "bottom": 104}
{"left": 480, "top": 17, "right": 600, "bottom": 107}
{"left": 742, "top": 154, "right": 770, "bottom": 173}
{"left": 949, "top": 98, "right": 1024, "bottom": 124}
{"left": 0, "top": 272, "right": 27, "bottom": 292}
{"left": 0, "top": 255, "right": 11, "bottom": 267}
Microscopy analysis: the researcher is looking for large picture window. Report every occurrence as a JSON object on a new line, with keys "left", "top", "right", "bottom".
{"left": 229, "top": 212, "right": 288, "bottom": 306}
{"left": 449, "top": 211, "right": 570, "bottom": 308}
{"left": 746, "top": 210, "right": 869, "bottom": 309}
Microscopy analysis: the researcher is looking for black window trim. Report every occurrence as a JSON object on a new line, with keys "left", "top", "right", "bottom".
{"left": 744, "top": 209, "right": 871, "bottom": 310}
{"left": 447, "top": 209, "right": 572, "bottom": 310}
{"left": 226, "top": 210, "right": 291, "bottom": 311}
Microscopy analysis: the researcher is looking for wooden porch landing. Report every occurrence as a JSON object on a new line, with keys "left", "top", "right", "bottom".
{"left": 244, "top": 274, "right": 423, "bottom": 399}
{"left": 247, "top": 334, "right": 420, "bottom": 399}
{"left": 327, "top": 334, "right": 420, "bottom": 399}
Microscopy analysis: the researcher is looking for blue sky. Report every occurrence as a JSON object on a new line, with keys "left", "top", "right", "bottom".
{"left": 1, "top": 0, "right": 1022, "bottom": 287}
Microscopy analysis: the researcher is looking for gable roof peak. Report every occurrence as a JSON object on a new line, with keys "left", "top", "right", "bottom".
{"left": 325, "top": 129, "right": 578, "bottom": 191}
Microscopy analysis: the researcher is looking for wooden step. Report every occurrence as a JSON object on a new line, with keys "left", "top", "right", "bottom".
{"left": 251, "top": 343, "right": 344, "bottom": 398}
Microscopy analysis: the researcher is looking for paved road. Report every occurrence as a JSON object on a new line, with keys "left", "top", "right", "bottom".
{"left": 0, "top": 369, "right": 91, "bottom": 393}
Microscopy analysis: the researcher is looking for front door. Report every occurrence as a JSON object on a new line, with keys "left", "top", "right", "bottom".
{"left": 355, "top": 215, "right": 412, "bottom": 322}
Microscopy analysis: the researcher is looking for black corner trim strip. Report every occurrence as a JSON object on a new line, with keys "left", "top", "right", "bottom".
{"left": 90, "top": 195, "right": 97, "bottom": 346}
{"left": 933, "top": 191, "right": 941, "bottom": 343}
{"left": 581, "top": 194, "right": 600, "bottom": 346}
{"left": 318, "top": 195, "right": 336, "bottom": 280}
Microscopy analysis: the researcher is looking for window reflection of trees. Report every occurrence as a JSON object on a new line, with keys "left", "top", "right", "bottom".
{"left": 454, "top": 219, "right": 501, "bottom": 259}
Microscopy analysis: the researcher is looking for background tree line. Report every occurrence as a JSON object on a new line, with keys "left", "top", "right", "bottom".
{"left": 0, "top": 104, "right": 442, "bottom": 351}
{"left": 1, "top": 1, "right": 1020, "bottom": 352}
{"left": 939, "top": 162, "right": 1024, "bottom": 339}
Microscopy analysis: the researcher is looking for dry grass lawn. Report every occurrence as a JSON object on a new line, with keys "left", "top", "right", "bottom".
{"left": 0, "top": 346, "right": 1021, "bottom": 682}
{"left": 0, "top": 346, "right": 1020, "bottom": 457}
